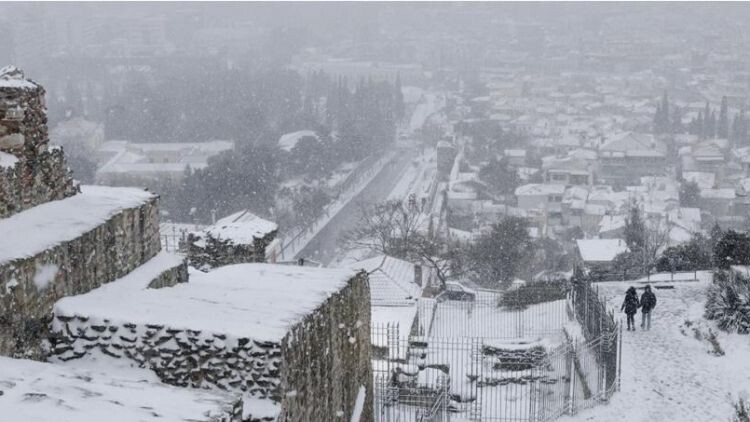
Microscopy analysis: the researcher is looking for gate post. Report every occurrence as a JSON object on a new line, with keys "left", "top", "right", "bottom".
{"left": 567, "top": 342, "right": 577, "bottom": 415}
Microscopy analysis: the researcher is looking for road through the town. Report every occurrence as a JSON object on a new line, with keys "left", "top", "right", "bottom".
{"left": 295, "top": 146, "right": 418, "bottom": 266}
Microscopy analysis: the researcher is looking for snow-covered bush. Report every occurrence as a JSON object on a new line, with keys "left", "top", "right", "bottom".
{"left": 705, "top": 275, "right": 750, "bottom": 334}
{"left": 498, "top": 279, "right": 569, "bottom": 310}
{"left": 735, "top": 399, "right": 750, "bottom": 422}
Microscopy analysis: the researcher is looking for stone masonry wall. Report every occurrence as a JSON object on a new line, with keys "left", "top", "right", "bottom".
{"left": 0, "top": 67, "right": 78, "bottom": 218}
{"left": 50, "top": 272, "right": 373, "bottom": 422}
{"left": 188, "top": 231, "right": 277, "bottom": 271}
{"left": 0, "top": 147, "right": 79, "bottom": 218}
{"left": 0, "top": 196, "right": 162, "bottom": 358}
{"left": 279, "top": 272, "right": 373, "bottom": 422}
{"left": 51, "top": 317, "right": 284, "bottom": 399}
{"left": 0, "top": 69, "right": 49, "bottom": 159}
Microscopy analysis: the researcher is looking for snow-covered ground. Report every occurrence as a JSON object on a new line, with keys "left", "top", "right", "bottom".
{"left": 0, "top": 355, "right": 237, "bottom": 422}
{"left": 562, "top": 277, "right": 750, "bottom": 422}
{"left": 423, "top": 299, "right": 569, "bottom": 340}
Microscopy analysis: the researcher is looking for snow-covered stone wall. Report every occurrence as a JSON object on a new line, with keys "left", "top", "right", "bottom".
{"left": 0, "top": 147, "right": 79, "bottom": 218}
{"left": 0, "top": 66, "right": 78, "bottom": 218}
{"left": 0, "top": 66, "right": 49, "bottom": 160}
{"left": 278, "top": 272, "right": 373, "bottom": 422}
{"left": 188, "top": 231, "right": 277, "bottom": 270}
{"left": 50, "top": 272, "right": 373, "bottom": 422}
{"left": 0, "top": 196, "right": 164, "bottom": 358}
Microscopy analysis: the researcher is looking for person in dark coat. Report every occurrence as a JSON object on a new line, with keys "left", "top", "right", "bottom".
{"left": 621, "top": 286, "right": 639, "bottom": 331}
{"left": 640, "top": 285, "right": 657, "bottom": 330}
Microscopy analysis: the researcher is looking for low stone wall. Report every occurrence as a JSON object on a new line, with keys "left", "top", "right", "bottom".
{"left": 0, "top": 196, "right": 162, "bottom": 358}
{"left": 188, "top": 231, "right": 276, "bottom": 270}
{"left": 50, "top": 272, "right": 373, "bottom": 422}
{"left": 0, "top": 147, "right": 79, "bottom": 218}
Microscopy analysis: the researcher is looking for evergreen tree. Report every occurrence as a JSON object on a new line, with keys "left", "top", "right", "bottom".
{"left": 732, "top": 110, "right": 748, "bottom": 146}
{"left": 714, "top": 230, "right": 750, "bottom": 269}
{"left": 707, "top": 110, "right": 717, "bottom": 139}
{"left": 679, "top": 180, "right": 701, "bottom": 207}
{"left": 394, "top": 73, "right": 405, "bottom": 122}
{"left": 719, "top": 96, "right": 730, "bottom": 139}
{"left": 672, "top": 105, "right": 683, "bottom": 134}
{"left": 624, "top": 205, "right": 647, "bottom": 252}
{"left": 702, "top": 102, "right": 711, "bottom": 138}
{"left": 468, "top": 216, "right": 534, "bottom": 285}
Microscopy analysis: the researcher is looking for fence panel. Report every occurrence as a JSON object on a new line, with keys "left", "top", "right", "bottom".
{"left": 373, "top": 282, "right": 621, "bottom": 422}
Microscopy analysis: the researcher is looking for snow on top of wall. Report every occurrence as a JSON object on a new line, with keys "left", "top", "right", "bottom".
{"left": 203, "top": 210, "right": 278, "bottom": 244}
{"left": 0, "top": 356, "right": 236, "bottom": 422}
{"left": 55, "top": 263, "right": 359, "bottom": 341}
{"left": 0, "top": 65, "right": 38, "bottom": 90}
{"left": 0, "top": 185, "right": 155, "bottom": 265}
{"left": 0, "top": 151, "right": 18, "bottom": 168}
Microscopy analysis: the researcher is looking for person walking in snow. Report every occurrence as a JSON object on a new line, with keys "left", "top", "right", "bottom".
{"left": 620, "top": 286, "right": 639, "bottom": 331}
{"left": 639, "top": 285, "right": 657, "bottom": 330}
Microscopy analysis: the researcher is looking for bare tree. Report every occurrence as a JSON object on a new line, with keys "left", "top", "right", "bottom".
{"left": 342, "top": 200, "right": 463, "bottom": 288}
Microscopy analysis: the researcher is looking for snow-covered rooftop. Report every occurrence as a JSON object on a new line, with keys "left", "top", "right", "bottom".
{"left": 515, "top": 183, "right": 566, "bottom": 196}
{"left": 347, "top": 255, "right": 422, "bottom": 304}
{"left": 576, "top": 238, "right": 628, "bottom": 263}
{"left": 203, "top": 210, "right": 278, "bottom": 244}
{"left": 96, "top": 140, "right": 234, "bottom": 175}
{"left": 55, "top": 263, "right": 360, "bottom": 341}
{"left": 0, "top": 356, "right": 236, "bottom": 422}
{"left": 0, "top": 185, "right": 154, "bottom": 265}
{"left": 277, "top": 130, "right": 319, "bottom": 152}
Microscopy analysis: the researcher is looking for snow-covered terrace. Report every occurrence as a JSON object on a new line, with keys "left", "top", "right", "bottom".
{"left": 54, "top": 263, "right": 359, "bottom": 341}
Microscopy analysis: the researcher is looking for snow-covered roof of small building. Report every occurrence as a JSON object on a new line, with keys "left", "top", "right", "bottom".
{"left": 599, "top": 131, "right": 666, "bottom": 157}
{"left": 576, "top": 238, "right": 628, "bottom": 263}
{"left": 683, "top": 171, "right": 716, "bottom": 190}
{"left": 96, "top": 140, "right": 234, "bottom": 175}
{"left": 0, "top": 186, "right": 154, "bottom": 265}
{"left": 515, "top": 183, "right": 566, "bottom": 196}
{"left": 700, "top": 188, "right": 736, "bottom": 200}
{"left": 346, "top": 255, "right": 422, "bottom": 304}
{"left": 0, "top": 356, "right": 236, "bottom": 422}
{"left": 55, "top": 263, "right": 360, "bottom": 341}
{"left": 598, "top": 214, "right": 627, "bottom": 234}
{"left": 203, "top": 210, "right": 278, "bottom": 244}
{"left": 277, "top": 130, "right": 319, "bottom": 152}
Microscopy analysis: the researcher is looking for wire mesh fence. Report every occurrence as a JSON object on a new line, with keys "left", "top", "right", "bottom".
{"left": 372, "top": 284, "right": 620, "bottom": 422}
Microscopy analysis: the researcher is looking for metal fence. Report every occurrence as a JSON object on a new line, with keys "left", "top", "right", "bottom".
{"left": 161, "top": 233, "right": 188, "bottom": 253}
{"left": 415, "top": 289, "right": 569, "bottom": 340}
{"left": 372, "top": 285, "right": 620, "bottom": 421}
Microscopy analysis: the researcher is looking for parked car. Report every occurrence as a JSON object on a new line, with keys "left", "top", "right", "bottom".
{"left": 438, "top": 282, "right": 477, "bottom": 302}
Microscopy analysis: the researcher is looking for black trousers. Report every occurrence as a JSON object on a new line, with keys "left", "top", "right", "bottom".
{"left": 626, "top": 313, "right": 635, "bottom": 329}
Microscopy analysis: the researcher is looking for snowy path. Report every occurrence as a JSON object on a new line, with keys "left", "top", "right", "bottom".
{"left": 561, "top": 279, "right": 750, "bottom": 422}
